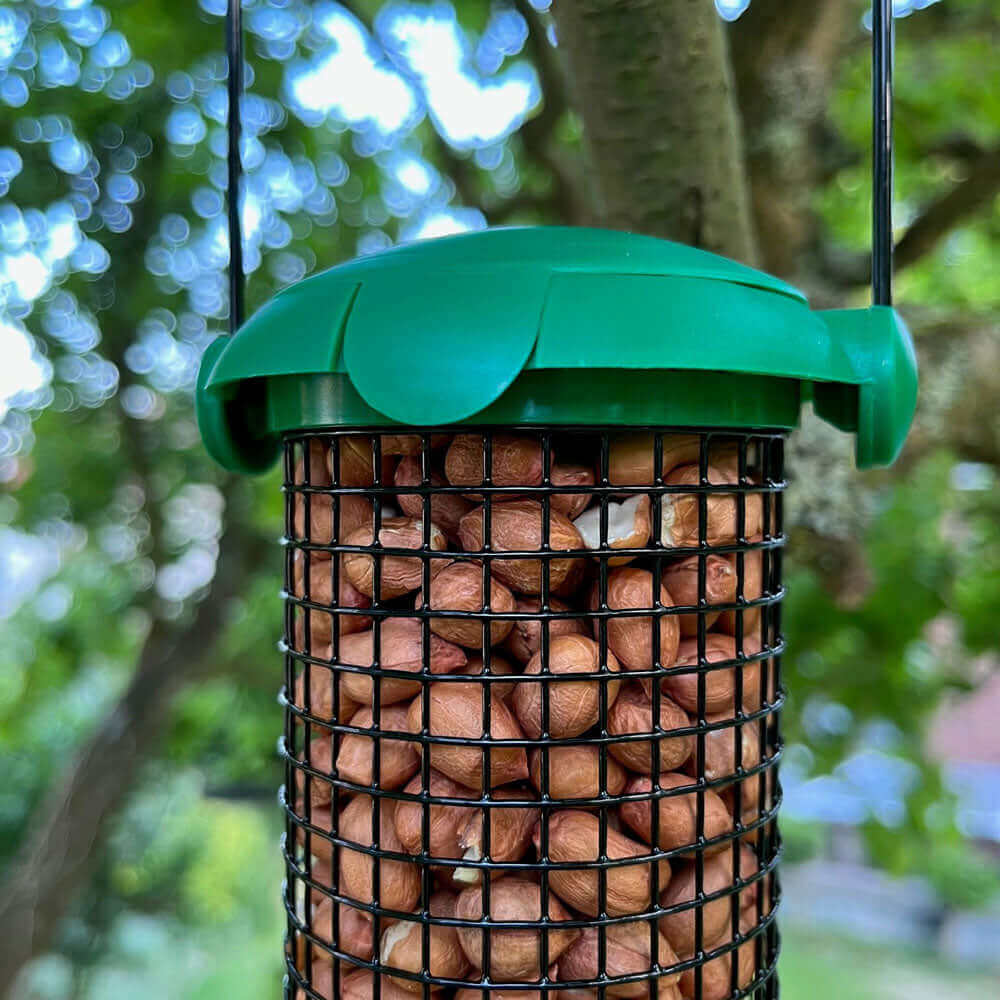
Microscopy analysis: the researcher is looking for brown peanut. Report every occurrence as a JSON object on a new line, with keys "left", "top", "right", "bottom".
{"left": 593, "top": 568, "right": 680, "bottom": 675}
{"left": 342, "top": 517, "right": 448, "bottom": 600}
{"left": 529, "top": 745, "right": 627, "bottom": 803}
{"left": 421, "top": 559, "right": 517, "bottom": 648}
{"left": 619, "top": 773, "right": 732, "bottom": 854}
{"left": 540, "top": 810, "right": 670, "bottom": 917}
{"left": 407, "top": 682, "right": 529, "bottom": 790}
{"left": 335, "top": 619, "right": 467, "bottom": 707}
{"left": 661, "top": 555, "right": 736, "bottom": 637}
{"left": 557, "top": 921, "right": 681, "bottom": 998}
{"left": 338, "top": 794, "right": 420, "bottom": 914}
{"left": 394, "top": 456, "right": 473, "bottom": 542}
{"left": 503, "top": 596, "right": 589, "bottom": 664}
{"left": 335, "top": 705, "right": 420, "bottom": 790}
{"left": 607, "top": 685, "right": 693, "bottom": 776}
{"left": 454, "top": 877, "right": 579, "bottom": 981}
{"left": 659, "top": 845, "right": 761, "bottom": 957}
{"left": 458, "top": 501, "right": 586, "bottom": 596}
{"left": 380, "top": 890, "right": 469, "bottom": 991}
{"left": 513, "top": 634, "right": 622, "bottom": 739}
{"left": 660, "top": 635, "right": 761, "bottom": 715}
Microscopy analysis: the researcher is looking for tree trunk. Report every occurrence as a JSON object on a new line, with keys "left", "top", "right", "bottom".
{"left": 729, "top": 0, "right": 858, "bottom": 279}
{"left": 550, "top": 0, "right": 759, "bottom": 263}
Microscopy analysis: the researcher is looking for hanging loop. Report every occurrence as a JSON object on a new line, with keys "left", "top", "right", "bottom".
{"left": 226, "top": 0, "right": 245, "bottom": 332}
{"left": 872, "top": 0, "right": 894, "bottom": 306}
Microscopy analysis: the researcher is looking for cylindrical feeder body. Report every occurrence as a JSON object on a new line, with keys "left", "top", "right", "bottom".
{"left": 196, "top": 228, "right": 917, "bottom": 1000}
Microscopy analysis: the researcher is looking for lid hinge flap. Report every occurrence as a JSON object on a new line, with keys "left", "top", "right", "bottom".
{"left": 815, "top": 307, "right": 918, "bottom": 468}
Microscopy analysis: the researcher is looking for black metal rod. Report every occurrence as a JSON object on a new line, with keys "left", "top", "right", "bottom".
{"left": 872, "top": 0, "right": 894, "bottom": 306}
{"left": 226, "top": 0, "right": 245, "bottom": 332}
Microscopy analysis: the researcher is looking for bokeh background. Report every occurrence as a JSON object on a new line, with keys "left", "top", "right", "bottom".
{"left": 1, "top": 1, "right": 999, "bottom": 997}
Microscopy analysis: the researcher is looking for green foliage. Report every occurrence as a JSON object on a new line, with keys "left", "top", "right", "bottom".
{"left": 821, "top": 2, "right": 1000, "bottom": 307}
{"left": 777, "top": 817, "right": 828, "bottom": 865}
{"left": 1, "top": 0, "right": 998, "bottom": 995}
{"left": 923, "top": 840, "right": 1000, "bottom": 911}
{"left": 784, "top": 455, "right": 964, "bottom": 765}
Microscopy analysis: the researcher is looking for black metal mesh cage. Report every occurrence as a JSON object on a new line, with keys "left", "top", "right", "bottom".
{"left": 280, "top": 428, "right": 784, "bottom": 1000}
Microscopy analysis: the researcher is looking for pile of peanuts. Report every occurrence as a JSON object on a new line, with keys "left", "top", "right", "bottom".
{"left": 286, "top": 431, "right": 780, "bottom": 1000}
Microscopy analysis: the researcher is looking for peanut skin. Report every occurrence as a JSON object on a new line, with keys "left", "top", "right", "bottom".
{"left": 454, "top": 877, "right": 579, "bottom": 981}
{"left": 538, "top": 810, "right": 670, "bottom": 917}
{"left": 618, "top": 773, "right": 732, "bottom": 854}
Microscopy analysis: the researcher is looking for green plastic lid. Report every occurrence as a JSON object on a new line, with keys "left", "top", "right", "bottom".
{"left": 197, "top": 226, "right": 917, "bottom": 474}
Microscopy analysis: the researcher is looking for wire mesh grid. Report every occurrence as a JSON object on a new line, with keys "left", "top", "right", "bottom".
{"left": 278, "top": 427, "right": 785, "bottom": 1000}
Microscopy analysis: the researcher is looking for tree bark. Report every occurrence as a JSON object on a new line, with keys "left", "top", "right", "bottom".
{"left": 729, "top": 0, "right": 858, "bottom": 278}
{"left": 0, "top": 502, "right": 263, "bottom": 996}
{"left": 550, "top": 0, "right": 759, "bottom": 263}
{"left": 901, "top": 309, "right": 1000, "bottom": 468}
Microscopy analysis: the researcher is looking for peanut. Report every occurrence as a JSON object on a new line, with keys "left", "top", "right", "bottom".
{"left": 454, "top": 877, "right": 579, "bottom": 981}
{"left": 659, "top": 845, "right": 761, "bottom": 957}
{"left": 292, "top": 554, "right": 372, "bottom": 642}
{"left": 661, "top": 465, "right": 762, "bottom": 549}
{"left": 592, "top": 568, "right": 680, "bottom": 675}
{"left": 503, "top": 596, "right": 589, "bottom": 664}
{"left": 338, "top": 794, "right": 420, "bottom": 914}
{"left": 661, "top": 555, "right": 736, "bottom": 637}
{"left": 342, "top": 517, "right": 448, "bottom": 600}
{"left": 381, "top": 890, "right": 469, "bottom": 991}
{"left": 454, "top": 786, "right": 540, "bottom": 883}
{"left": 661, "top": 635, "right": 761, "bottom": 715}
{"left": 619, "top": 773, "right": 732, "bottom": 854}
{"left": 557, "top": 921, "right": 681, "bottom": 997}
{"left": 513, "top": 634, "right": 622, "bottom": 739}
{"left": 551, "top": 462, "right": 596, "bottom": 520}
{"left": 393, "top": 770, "right": 476, "bottom": 864}
{"left": 394, "top": 456, "right": 473, "bottom": 542}
{"left": 458, "top": 501, "right": 585, "bottom": 596}
{"left": 335, "top": 705, "right": 420, "bottom": 790}
{"left": 540, "top": 810, "right": 670, "bottom": 917}
{"left": 421, "top": 559, "right": 516, "bottom": 649}
{"left": 606, "top": 685, "right": 693, "bottom": 776}
{"left": 445, "top": 434, "right": 544, "bottom": 496}
{"left": 407, "top": 682, "right": 529, "bottom": 790}
{"left": 718, "top": 549, "right": 765, "bottom": 637}
{"left": 335, "top": 619, "right": 467, "bottom": 707}
{"left": 529, "top": 745, "right": 627, "bottom": 803}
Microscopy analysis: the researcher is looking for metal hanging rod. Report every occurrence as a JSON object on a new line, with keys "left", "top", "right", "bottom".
{"left": 226, "top": 0, "right": 245, "bottom": 332}
{"left": 872, "top": 0, "right": 894, "bottom": 306}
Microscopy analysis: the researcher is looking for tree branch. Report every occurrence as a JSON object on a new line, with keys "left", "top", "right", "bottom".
{"left": 509, "top": 0, "right": 590, "bottom": 224}
{"left": 896, "top": 148, "right": 1000, "bottom": 269}
{"left": 895, "top": 306, "right": 1000, "bottom": 470}
{"left": 0, "top": 499, "right": 269, "bottom": 994}
{"left": 512, "top": 0, "right": 570, "bottom": 135}
{"left": 824, "top": 144, "right": 1000, "bottom": 287}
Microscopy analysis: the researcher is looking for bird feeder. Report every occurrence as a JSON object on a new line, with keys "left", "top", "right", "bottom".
{"left": 197, "top": 224, "right": 916, "bottom": 1000}
{"left": 197, "top": 5, "right": 912, "bottom": 999}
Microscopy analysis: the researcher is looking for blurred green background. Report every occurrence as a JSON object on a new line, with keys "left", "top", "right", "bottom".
{"left": 1, "top": 0, "right": 999, "bottom": 997}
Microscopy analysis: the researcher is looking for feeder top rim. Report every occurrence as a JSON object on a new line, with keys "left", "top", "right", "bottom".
{"left": 261, "top": 225, "right": 808, "bottom": 305}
